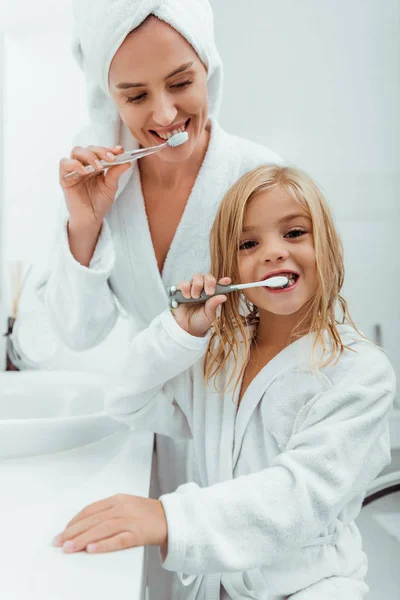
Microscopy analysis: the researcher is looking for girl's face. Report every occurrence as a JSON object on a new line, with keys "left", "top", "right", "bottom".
{"left": 108, "top": 16, "right": 209, "bottom": 163}
{"left": 238, "top": 187, "right": 318, "bottom": 317}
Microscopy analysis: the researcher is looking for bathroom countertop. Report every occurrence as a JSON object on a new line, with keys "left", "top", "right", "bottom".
{"left": 0, "top": 426, "right": 154, "bottom": 600}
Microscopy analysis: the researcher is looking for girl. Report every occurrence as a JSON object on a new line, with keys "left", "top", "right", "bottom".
{"left": 54, "top": 165, "right": 395, "bottom": 600}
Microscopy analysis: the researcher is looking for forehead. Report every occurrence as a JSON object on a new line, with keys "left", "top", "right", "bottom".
{"left": 109, "top": 17, "right": 201, "bottom": 83}
{"left": 244, "top": 186, "right": 308, "bottom": 222}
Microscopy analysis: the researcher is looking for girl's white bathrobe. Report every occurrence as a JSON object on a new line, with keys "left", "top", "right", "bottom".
{"left": 105, "top": 308, "right": 395, "bottom": 600}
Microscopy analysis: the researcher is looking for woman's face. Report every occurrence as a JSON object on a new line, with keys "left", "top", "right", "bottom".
{"left": 238, "top": 187, "right": 318, "bottom": 317}
{"left": 108, "top": 16, "right": 209, "bottom": 162}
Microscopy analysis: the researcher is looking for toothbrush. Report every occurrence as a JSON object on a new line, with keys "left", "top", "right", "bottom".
{"left": 167, "top": 276, "right": 289, "bottom": 308}
{"left": 64, "top": 131, "right": 189, "bottom": 180}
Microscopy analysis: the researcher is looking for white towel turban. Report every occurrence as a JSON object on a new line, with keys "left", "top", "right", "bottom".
{"left": 71, "top": 0, "right": 224, "bottom": 147}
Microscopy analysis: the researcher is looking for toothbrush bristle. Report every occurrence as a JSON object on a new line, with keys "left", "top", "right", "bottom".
{"left": 167, "top": 131, "right": 189, "bottom": 147}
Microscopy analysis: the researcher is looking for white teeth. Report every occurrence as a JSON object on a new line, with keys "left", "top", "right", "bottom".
{"left": 155, "top": 122, "right": 187, "bottom": 140}
{"left": 267, "top": 272, "right": 297, "bottom": 285}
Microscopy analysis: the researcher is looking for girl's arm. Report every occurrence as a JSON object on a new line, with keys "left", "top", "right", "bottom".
{"left": 159, "top": 345, "right": 396, "bottom": 575}
{"left": 104, "top": 274, "right": 228, "bottom": 438}
{"left": 104, "top": 308, "right": 210, "bottom": 439}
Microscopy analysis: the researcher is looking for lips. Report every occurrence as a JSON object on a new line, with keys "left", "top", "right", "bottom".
{"left": 262, "top": 270, "right": 299, "bottom": 283}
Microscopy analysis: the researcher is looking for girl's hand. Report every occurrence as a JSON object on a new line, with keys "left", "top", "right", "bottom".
{"left": 172, "top": 274, "right": 231, "bottom": 337}
{"left": 53, "top": 494, "right": 168, "bottom": 554}
{"left": 59, "top": 145, "right": 132, "bottom": 230}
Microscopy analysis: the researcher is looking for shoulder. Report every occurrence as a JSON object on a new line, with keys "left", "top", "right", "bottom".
{"left": 321, "top": 325, "right": 396, "bottom": 391}
{"left": 262, "top": 326, "right": 395, "bottom": 420}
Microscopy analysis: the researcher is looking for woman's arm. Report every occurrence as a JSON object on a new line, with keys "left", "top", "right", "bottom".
{"left": 38, "top": 144, "right": 131, "bottom": 350}
{"left": 38, "top": 217, "right": 120, "bottom": 351}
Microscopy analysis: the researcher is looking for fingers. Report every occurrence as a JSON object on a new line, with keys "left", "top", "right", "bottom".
{"left": 104, "top": 161, "right": 132, "bottom": 187}
{"left": 66, "top": 497, "right": 115, "bottom": 528}
{"left": 203, "top": 294, "right": 227, "bottom": 324}
{"left": 70, "top": 146, "right": 107, "bottom": 172}
{"left": 86, "top": 532, "right": 136, "bottom": 554}
{"left": 175, "top": 275, "right": 231, "bottom": 301}
{"left": 191, "top": 273, "right": 208, "bottom": 298}
{"left": 176, "top": 274, "right": 210, "bottom": 300}
{"left": 60, "top": 157, "right": 90, "bottom": 181}
{"left": 61, "top": 517, "right": 127, "bottom": 553}
{"left": 217, "top": 277, "right": 231, "bottom": 286}
{"left": 62, "top": 145, "right": 126, "bottom": 179}
{"left": 175, "top": 279, "right": 191, "bottom": 299}
{"left": 176, "top": 273, "right": 208, "bottom": 299}
{"left": 86, "top": 145, "right": 125, "bottom": 159}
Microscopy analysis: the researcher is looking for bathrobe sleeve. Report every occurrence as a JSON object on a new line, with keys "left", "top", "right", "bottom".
{"left": 104, "top": 308, "right": 209, "bottom": 439}
{"left": 159, "top": 344, "right": 396, "bottom": 575}
{"left": 38, "top": 217, "right": 120, "bottom": 350}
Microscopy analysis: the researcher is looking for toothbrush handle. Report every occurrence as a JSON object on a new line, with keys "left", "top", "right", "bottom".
{"left": 64, "top": 144, "right": 167, "bottom": 180}
{"left": 168, "top": 284, "right": 231, "bottom": 307}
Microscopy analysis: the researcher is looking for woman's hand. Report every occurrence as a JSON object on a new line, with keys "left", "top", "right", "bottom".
{"left": 53, "top": 494, "right": 168, "bottom": 554}
{"left": 172, "top": 274, "right": 230, "bottom": 337}
{"left": 59, "top": 145, "right": 132, "bottom": 230}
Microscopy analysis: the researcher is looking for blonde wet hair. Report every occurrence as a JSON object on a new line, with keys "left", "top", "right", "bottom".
{"left": 204, "top": 164, "right": 361, "bottom": 392}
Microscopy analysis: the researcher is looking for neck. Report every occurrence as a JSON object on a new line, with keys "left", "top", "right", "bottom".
{"left": 255, "top": 306, "right": 312, "bottom": 350}
{"left": 138, "top": 120, "right": 211, "bottom": 189}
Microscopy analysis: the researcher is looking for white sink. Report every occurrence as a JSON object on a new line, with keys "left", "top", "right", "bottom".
{"left": 0, "top": 371, "right": 124, "bottom": 459}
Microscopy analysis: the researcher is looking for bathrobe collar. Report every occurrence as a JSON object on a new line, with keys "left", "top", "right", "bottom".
{"left": 110, "top": 118, "right": 229, "bottom": 324}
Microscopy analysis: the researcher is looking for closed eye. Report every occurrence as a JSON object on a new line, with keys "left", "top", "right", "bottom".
{"left": 239, "top": 240, "right": 258, "bottom": 251}
{"left": 172, "top": 80, "right": 193, "bottom": 89}
{"left": 126, "top": 93, "right": 147, "bottom": 104}
{"left": 284, "top": 229, "right": 307, "bottom": 239}
{"left": 126, "top": 80, "right": 193, "bottom": 104}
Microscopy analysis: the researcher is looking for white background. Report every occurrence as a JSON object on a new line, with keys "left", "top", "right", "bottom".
{"left": 0, "top": 0, "right": 399, "bottom": 364}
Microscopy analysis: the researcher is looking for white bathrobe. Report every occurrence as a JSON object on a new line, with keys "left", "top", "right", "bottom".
{"left": 105, "top": 308, "right": 396, "bottom": 600}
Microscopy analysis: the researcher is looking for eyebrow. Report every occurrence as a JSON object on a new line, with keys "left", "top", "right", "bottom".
{"left": 242, "top": 213, "right": 310, "bottom": 232}
{"left": 115, "top": 62, "right": 194, "bottom": 89}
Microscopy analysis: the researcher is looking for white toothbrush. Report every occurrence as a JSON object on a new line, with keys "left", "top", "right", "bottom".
{"left": 64, "top": 131, "right": 189, "bottom": 180}
{"left": 167, "top": 276, "right": 289, "bottom": 308}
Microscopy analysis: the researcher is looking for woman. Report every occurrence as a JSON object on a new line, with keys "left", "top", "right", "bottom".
{"left": 10, "top": 0, "right": 281, "bottom": 597}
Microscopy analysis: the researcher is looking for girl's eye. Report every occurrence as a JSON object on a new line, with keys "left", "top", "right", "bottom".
{"left": 285, "top": 229, "right": 306, "bottom": 239}
{"left": 239, "top": 240, "right": 258, "bottom": 251}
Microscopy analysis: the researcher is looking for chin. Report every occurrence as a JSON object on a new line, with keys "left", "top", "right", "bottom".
{"left": 260, "top": 301, "right": 304, "bottom": 316}
{"left": 158, "top": 143, "right": 195, "bottom": 163}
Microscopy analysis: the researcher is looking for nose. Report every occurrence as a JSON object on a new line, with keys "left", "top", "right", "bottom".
{"left": 261, "top": 238, "right": 289, "bottom": 263}
{"left": 152, "top": 93, "right": 178, "bottom": 127}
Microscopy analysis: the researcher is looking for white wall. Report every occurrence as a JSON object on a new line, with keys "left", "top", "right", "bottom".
{"left": 3, "top": 32, "right": 87, "bottom": 262}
